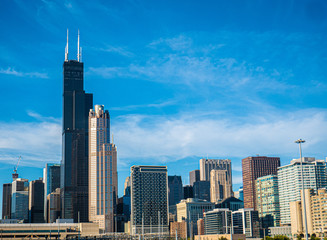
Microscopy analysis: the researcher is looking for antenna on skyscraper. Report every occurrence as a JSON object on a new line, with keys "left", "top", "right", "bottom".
{"left": 77, "top": 29, "right": 80, "bottom": 62}
{"left": 65, "top": 29, "right": 69, "bottom": 61}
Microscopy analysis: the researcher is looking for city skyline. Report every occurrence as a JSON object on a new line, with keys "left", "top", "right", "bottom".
{"left": 1, "top": 0, "right": 327, "bottom": 210}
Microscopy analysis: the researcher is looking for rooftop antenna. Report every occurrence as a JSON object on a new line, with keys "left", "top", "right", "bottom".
{"left": 65, "top": 29, "right": 69, "bottom": 61}
{"left": 77, "top": 29, "right": 80, "bottom": 62}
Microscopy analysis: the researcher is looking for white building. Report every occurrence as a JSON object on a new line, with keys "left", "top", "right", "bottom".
{"left": 278, "top": 157, "right": 327, "bottom": 225}
{"left": 88, "top": 105, "right": 118, "bottom": 232}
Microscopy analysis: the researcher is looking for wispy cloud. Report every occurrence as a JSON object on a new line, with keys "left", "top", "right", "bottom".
{"left": 110, "top": 99, "right": 176, "bottom": 111}
{"left": 94, "top": 45, "right": 134, "bottom": 57}
{"left": 0, "top": 67, "right": 48, "bottom": 79}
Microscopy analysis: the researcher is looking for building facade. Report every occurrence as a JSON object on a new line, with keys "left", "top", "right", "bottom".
{"left": 193, "top": 181, "right": 210, "bottom": 202}
{"left": 130, "top": 165, "right": 168, "bottom": 234}
{"left": 190, "top": 170, "right": 200, "bottom": 186}
{"left": 200, "top": 159, "right": 232, "bottom": 182}
{"left": 88, "top": 105, "right": 117, "bottom": 232}
{"left": 168, "top": 176, "right": 183, "bottom": 206}
{"left": 255, "top": 175, "right": 280, "bottom": 227}
{"left": 2, "top": 183, "right": 12, "bottom": 219}
{"left": 61, "top": 34, "right": 93, "bottom": 222}
{"left": 232, "top": 208, "right": 260, "bottom": 238}
{"left": 278, "top": 158, "right": 327, "bottom": 225}
{"left": 210, "top": 169, "right": 232, "bottom": 203}
{"left": 46, "top": 188, "right": 61, "bottom": 223}
{"left": 183, "top": 185, "right": 193, "bottom": 199}
{"left": 11, "top": 178, "right": 29, "bottom": 222}
{"left": 204, "top": 208, "right": 232, "bottom": 235}
{"left": 242, "top": 156, "right": 280, "bottom": 210}
{"left": 28, "top": 179, "right": 44, "bottom": 223}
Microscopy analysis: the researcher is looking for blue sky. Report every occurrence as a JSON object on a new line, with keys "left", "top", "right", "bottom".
{"left": 1, "top": 0, "right": 327, "bottom": 214}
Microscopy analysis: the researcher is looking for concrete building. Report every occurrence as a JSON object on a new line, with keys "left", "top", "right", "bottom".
{"left": 88, "top": 105, "right": 118, "bottom": 232}
{"left": 2, "top": 183, "right": 12, "bottom": 219}
{"left": 11, "top": 178, "right": 29, "bottom": 222}
{"left": 255, "top": 175, "right": 280, "bottom": 227}
{"left": 290, "top": 201, "right": 303, "bottom": 237}
{"left": 269, "top": 226, "right": 292, "bottom": 239}
{"left": 278, "top": 158, "right": 327, "bottom": 225}
{"left": 200, "top": 159, "right": 231, "bottom": 182}
{"left": 204, "top": 208, "right": 232, "bottom": 235}
{"left": 29, "top": 179, "right": 44, "bottom": 223}
{"left": 193, "top": 181, "right": 210, "bottom": 202}
{"left": 130, "top": 165, "right": 168, "bottom": 234}
{"left": 43, "top": 163, "right": 60, "bottom": 222}
{"left": 46, "top": 188, "right": 61, "bottom": 223}
{"left": 242, "top": 156, "right": 280, "bottom": 210}
{"left": 176, "top": 198, "right": 215, "bottom": 236}
{"left": 170, "top": 220, "right": 188, "bottom": 239}
{"left": 61, "top": 33, "right": 93, "bottom": 222}
{"left": 311, "top": 188, "right": 327, "bottom": 236}
{"left": 210, "top": 169, "right": 232, "bottom": 203}
{"left": 232, "top": 208, "right": 260, "bottom": 238}
{"left": 197, "top": 218, "right": 204, "bottom": 235}
{"left": 168, "top": 175, "right": 183, "bottom": 206}
{"left": 190, "top": 170, "right": 200, "bottom": 186}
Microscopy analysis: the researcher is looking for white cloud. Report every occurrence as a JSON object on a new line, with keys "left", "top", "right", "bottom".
{"left": 0, "top": 67, "right": 48, "bottom": 79}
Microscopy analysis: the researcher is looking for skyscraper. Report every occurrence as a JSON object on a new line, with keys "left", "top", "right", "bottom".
{"left": 189, "top": 170, "right": 200, "bottom": 186}
{"left": 242, "top": 156, "right": 280, "bottom": 209}
{"left": 278, "top": 158, "right": 327, "bottom": 225}
{"left": 61, "top": 30, "right": 93, "bottom": 222}
{"left": 193, "top": 181, "right": 210, "bottom": 201}
{"left": 88, "top": 105, "right": 118, "bottom": 232}
{"left": 130, "top": 165, "right": 168, "bottom": 234}
{"left": 11, "top": 178, "right": 29, "bottom": 222}
{"left": 43, "top": 163, "right": 60, "bottom": 222}
{"left": 210, "top": 169, "right": 232, "bottom": 203}
{"left": 168, "top": 175, "right": 183, "bottom": 206}
{"left": 29, "top": 179, "right": 44, "bottom": 223}
{"left": 199, "top": 159, "right": 232, "bottom": 182}
{"left": 2, "top": 183, "right": 12, "bottom": 219}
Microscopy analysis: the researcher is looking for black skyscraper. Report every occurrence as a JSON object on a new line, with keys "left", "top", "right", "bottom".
{"left": 61, "top": 33, "right": 93, "bottom": 222}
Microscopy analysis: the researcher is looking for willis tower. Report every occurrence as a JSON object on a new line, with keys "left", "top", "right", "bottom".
{"left": 61, "top": 30, "right": 93, "bottom": 222}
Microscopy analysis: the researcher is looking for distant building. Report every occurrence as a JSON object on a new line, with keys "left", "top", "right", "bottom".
{"left": 238, "top": 187, "right": 243, "bottom": 202}
{"left": 46, "top": 188, "right": 61, "bottom": 223}
{"left": 269, "top": 226, "right": 292, "bottom": 239}
{"left": 200, "top": 159, "right": 231, "bottom": 182}
{"left": 124, "top": 176, "right": 131, "bottom": 196}
{"left": 88, "top": 105, "right": 118, "bottom": 232}
{"left": 278, "top": 158, "right": 327, "bottom": 225}
{"left": 170, "top": 220, "right": 188, "bottom": 239}
{"left": 193, "top": 181, "right": 210, "bottom": 202}
{"left": 232, "top": 208, "right": 260, "bottom": 238}
{"left": 183, "top": 185, "right": 193, "bottom": 199}
{"left": 242, "top": 156, "right": 280, "bottom": 210}
{"left": 2, "top": 183, "right": 12, "bottom": 219}
{"left": 168, "top": 176, "right": 183, "bottom": 206}
{"left": 256, "top": 175, "right": 280, "bottom": 227}
{"left": 130, "top": 165, "right": 168, "bottom": 234}
{"left": 215, "top": 197, "right": 243, "bottom": 211}
{"left": 204, "top": 208, "right": 232, "bottom": 235}
{"left": 310, "top": 188, "right": 327, "bottom": 236}
{"left": 11, "top": 178, "right": 29, "bottom": 222}
{"left": 210, "top": 169, "right": 232, "bottom": 203}
{"left": 176, "top": 198, "right": 215, "bottom": 236}
{"left": 29, "top": 179, "right": 44, "bottom": 223}
{"left": 197, "top": 218, "right": 204, "bottom": 235}
{"left": 190, "top": 170, "right": 200, "bottom": 186}
{"left": 43, "top": 163, "right": 60, "bottom": 222}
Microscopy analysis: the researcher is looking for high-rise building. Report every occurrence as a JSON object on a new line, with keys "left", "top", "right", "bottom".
{"left": 189, "top": 170, "right": 200, "bottom": 186}
{"left": 130, "top": 165, "right": 168, "bottom": 234}
{"left": 124, "top": 176, "right": 131, "bottom": 196}
{"left": 203, "top": 208, "right": 232, "bottom": 235}
{"left": 210, "top": 169, "right": 232, "bottom": 203}
{"left": 29, "top": 179, "right": 44, "bottom": 223}
{"left": 88, "top": 105, "right": 118, "bottom": 232}
{"left": 43, "top": 163, "right": 60, "bottom": 222}
{"left": 310, "top": 188, "right": 327, "bottom": 236}
{"left": 2, "top": 183, "right": 12, "bottom": 219}
{"left": 255, "top": 175, "right": 280, "bottom": 227}
{"left": 168, "top": 176, "right": 183, "bottom": 206}
{"left": 232, "top": 208, "right": 260, "bottom": 238}
{"left": 278, "top": 158, "right": 327, "bottom": 225}
{"left": 215, "top": 196, "right": 244, "bottom": 211}
{"left": 11, "top": 178, "right": 29, "bottom": 222}
{"left": 176, "top": 198, "right": 215, "bottom": 236}
{"left": 242, "top": 156, "right": 280, "bottom": 209}
{"left": 183, "top": 185, "right": 193, "bottom": 199}
{"left": 61, "top": 31, "right": 93, "bottom": 222}
{"left": 200, "top": 159, "right": 232, "bottom": 182}
{"left": 46, "top": 188, "right": 61, "bottom": 223}
{"left": 193, "top": 181, "right": 210, "bottom": 202}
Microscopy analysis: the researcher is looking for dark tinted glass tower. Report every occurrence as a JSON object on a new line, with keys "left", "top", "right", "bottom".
{"left": 29, "top": 179, "right": 44, "bottom": 223}
{"left": 2, "top": 183, "right": 12, "bottom": 219}
{"left": 168, "top": 175, "right": 183, "bottom": 206}
{"left": 61, "top": 34, "right": 93, "bottom": 222}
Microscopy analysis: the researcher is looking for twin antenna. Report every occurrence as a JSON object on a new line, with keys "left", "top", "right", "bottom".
{"left": 65, "top": 29, "right": 82, "bottom": 62}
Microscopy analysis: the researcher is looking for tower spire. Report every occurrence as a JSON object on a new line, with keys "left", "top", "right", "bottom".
{"left": 65, "top": 29, "right": 69, "bottom": 61}
{"left": 77, "top": 29, "right": 80, "bottom": 62}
